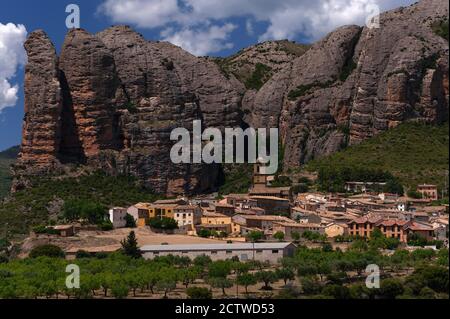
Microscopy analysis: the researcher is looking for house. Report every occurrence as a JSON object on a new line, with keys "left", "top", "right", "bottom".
{"left": 376, "top": 219, "right": 411, "bottom": 242}
{"left": 325, "top": 223, "right": 349, "bottom": 238}
{"left": 273, "top": 222, "right": 325, "bottom": 240}
{"left": 232, "top": 215, "right": 293, "bottom": 232}
{"left": 127, "top": 203, "right": 151, "bottom": 227}
{"left": 296, "top": 213, "right": 322, "bottom": 225}
{"left": 173, "top": 205, "right": 202, "bottom": 228}
{"left": 201, "top": 212, "right": 232, "bottom": 226}
{"left": 378, "top": 193, "right": 399, "bottom": 202}
{"left": 153, "top": 198, "right": 188, "bottom": 205}
{"left": 224, "top": 194, "right": 258, "bottom": 209}
{"left": 141, "top": 243, "right": 297, "bottom": 264}
{"left": 54, "top": 225, "right": 75, "bottom": 237}
{"left": 250, "top": 196, "right": 291, "bottom": 215}
{"left": 417, "top": 184, "right": 438, "bottom": 201}
{"left": 108, "top": 207, "right": 127, "bottom": 229}
{"left": 432, "top": 219, "right": 448, "bottom": 240}
{"left": 148, "top": 204, "right": 178, "bottom": 219}
{"left": 348, "top": 217, "right": 435, "bottom": 243}
{"left": 215, "top": 203, "right": 236, "bottom": 217}
{"left": 345, "top": 182, "right": 387, "bottom": 193}
{"left": 235, "top": 207, "right": 265, "bottom": 216}
{"left": 404, "top": 222, "right": 435, "bottom": 242}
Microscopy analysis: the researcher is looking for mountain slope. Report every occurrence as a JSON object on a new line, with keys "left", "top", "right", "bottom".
{"left": 12, "top": 0, "right": 449, "bottom": 196}
{"left": 0, "top": 146, "right": 19, "bottom": 199}
{"left": 306, "top": 122, "right": 449, "bottom": 190}
{"left": 0, "top": 172, "right": 162, "bottom": 236}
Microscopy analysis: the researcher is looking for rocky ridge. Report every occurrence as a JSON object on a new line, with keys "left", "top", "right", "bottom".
{"left": 14, "top": 0, "right": 449, "bottom": 195}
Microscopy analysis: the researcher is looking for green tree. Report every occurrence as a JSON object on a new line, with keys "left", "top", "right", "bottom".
{"left": 156, "top": 269, "right": 178, "bottom": 299}
{"left": 125, "top": 214, "right": 136, "bottom": 228}
{"left": 197, "top": 229, "right": 212, "bottom": 238}
{"left": 111, "top": 282, "right": 129, "bottom": 299}
{"left": 275, "top": 268, "right": 295, "bottom": 285}
{"left": 194, "top": 255, "right": 213, "bottom": 268}
{"left": 237, "top": 273, "right": 257, "bottom": 294}
{"left": 180, "top": 267, "right": 200, "bottom": 289}
{"left": 380, "top": 278, "right": 404, "bottom": 299}
{"left": 208, "top": 260, "right": 232, "bottom": 278}
{"left": 209, "top": 277, "right": 233, "bottom": 296}
{"left": 120, "top": 231, "right": 142, "bottom": 259}
{"left": 246, "top": 231, "right": 264, "bottom": 242}
{"left": 322, "top": 284, "right": 351, "bottom": 299}
{"left": 273, "top": 231, "right": 285, "bottom": 242}
{"left": 255, "top": 271, "right": 278, "bottom": 290}
{"left": 291, "top": 231, "right": 301, "bottom": 242}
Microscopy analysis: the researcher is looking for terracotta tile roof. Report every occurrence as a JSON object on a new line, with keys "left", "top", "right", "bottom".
{"left": 404, "top": 222, "right": 434, "bottom": 231}
{"left": 376, "top": 219, "right": 409, "bottom": 227}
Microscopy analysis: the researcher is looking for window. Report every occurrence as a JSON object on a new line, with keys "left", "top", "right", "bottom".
{"left": 256, "top": 250, "right": 263, "bottom": 254}
{"left": 211, "top": 251, "right": 218, "bottom": 255}
{"left": 272, "top": 250, "right": 279, "bottom": 254}
{"left": 153, "top": 252, "right": 159, "bottom": 255}
{"left": 226, "top": 251, "right": 232, "bottom": 254}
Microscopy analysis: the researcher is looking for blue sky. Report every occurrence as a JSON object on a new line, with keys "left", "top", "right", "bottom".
{"left": 0, "top": 0, "right": 416, "bottom": 151}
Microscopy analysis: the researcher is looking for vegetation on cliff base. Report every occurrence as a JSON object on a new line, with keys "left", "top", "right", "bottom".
{"left": 0, "top": 172, "right": 161, "bottom": 236}
{"left": 0, "top": 146, "right": 19, "bottom": 199}
{"left": 307, "top": 122, "right": 449, "bottom": 191}
{"left": 218, "top": 164, "right": 253, "bottom": 196}
{"left": 244, "top": 63, "right": 273, "bottom": 90}
{"left": 432, "top": 19, "right": 449, "bottom": 41}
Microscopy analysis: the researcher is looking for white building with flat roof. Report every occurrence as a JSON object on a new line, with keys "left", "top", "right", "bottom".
{"left": 141, "top": 242, "right": 297, "bottom": 264}
{"left": 109, "top": 207, "right": 127, "bottom": 229}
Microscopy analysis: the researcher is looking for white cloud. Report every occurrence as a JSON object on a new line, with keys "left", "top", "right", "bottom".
{"left": 161, "top": 23, "right": 236, "bottom": 56}
{"left": 99, "top": 0, "right": 417, "bottom": 54}
{"left": 0, "top": 23, "right": 27, "bottom": 112}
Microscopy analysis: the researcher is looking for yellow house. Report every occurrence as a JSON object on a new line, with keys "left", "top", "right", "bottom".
{"left": 201, "top": 212, "right": 232, "bottom": 225}
{"left": 325, "top": 222, "right": 349, "bottom": 238}
{"left": 148, "top": 204, "right": 178, "bottom": 219}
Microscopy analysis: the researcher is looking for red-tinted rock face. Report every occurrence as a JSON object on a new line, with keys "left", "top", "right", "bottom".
{"left": 15, "top": 0, "right": 449, "bottom": 194}
{"left": 20, "top": 30, "right": 61, "bottom": 168}
{"left": 243, "top": 0, "right": 448, "bottom": 168}
{"left": 16, "top": 27, "right": 241, "bottom": 195}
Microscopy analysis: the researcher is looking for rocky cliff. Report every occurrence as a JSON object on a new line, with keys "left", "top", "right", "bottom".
{"left": 14, "top": 0, "right": 449, "bottom": 195}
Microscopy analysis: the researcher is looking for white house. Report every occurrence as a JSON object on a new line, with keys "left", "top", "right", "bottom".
{"left": 109, "top": 207, "right": 127, "bottom": 228}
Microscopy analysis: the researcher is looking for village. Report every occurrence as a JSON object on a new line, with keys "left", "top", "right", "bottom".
{"left": 23, "top": 161, "right": 449, "bottom": 264}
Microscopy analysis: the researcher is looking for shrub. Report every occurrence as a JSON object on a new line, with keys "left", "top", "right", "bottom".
{"left": 197, "top": 229, "right": 212, "bottom": 238}
{"left": 125, "top": 214, "right": 136, "bottom": 228}
{"left": 99, "top": 220, "right": 114, "bottom": 231}
{"left": 76, "top": 250, "right": 92, "bottom": 259}
{"left": 186, "top": 287, "right": 212, "bottom": 299}
{"left": 432, "top": 19, "right": 449, "bottom": 41}
{"left": 244, "top": 63, "right": 272, "bottom": 90}
{"left": 29, "top": 244, "right": 65, "bottom": 259}
{"left": 147, "top": 217, "right": 178, "bottom": 230}
{"left": 288, "top": 80, "right": 334, "bottom": 101}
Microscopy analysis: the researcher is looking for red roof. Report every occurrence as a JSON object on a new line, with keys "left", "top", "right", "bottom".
{"left": 404, "top": 222, "right": 434, "bottom": 231}
{"left": 376, "top": 219, "right": 409, "bottom": 227}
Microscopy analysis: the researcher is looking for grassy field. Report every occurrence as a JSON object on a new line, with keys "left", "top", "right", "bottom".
{"left": 0, "top": 146, "right": 19, "bottom": 199}
{"left": 306, "top": 122, "right": 449, "bottom": 190}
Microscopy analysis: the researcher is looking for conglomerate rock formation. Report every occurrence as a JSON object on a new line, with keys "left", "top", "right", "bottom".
{"left": 14, "top": 0, "right": 449, "bottom": 195}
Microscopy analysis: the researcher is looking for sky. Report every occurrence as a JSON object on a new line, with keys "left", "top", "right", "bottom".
{"left": 0, "top": 0, "right": 417, "bottom": 151}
